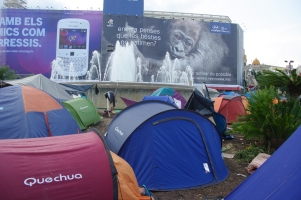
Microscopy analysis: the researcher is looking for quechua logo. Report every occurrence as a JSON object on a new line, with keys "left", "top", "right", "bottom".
{"left": 24, "top": 173, "right": 83, "bottom": 187}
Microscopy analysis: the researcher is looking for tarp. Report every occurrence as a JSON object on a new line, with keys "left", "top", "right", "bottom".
{"left": 225, "top": 125, "right": 301, "bottom": 200}
{"left": 59, "top": 83, "right": 94, "bottom": 95}
{"left": 0, "top": 131, "right": 118, "bottom": 200}
{"left": 184, "top": 88, "right": 215, "bottom": 116}
{"left": 105, "top": 105, "right": 228, "bottom": 191}
{"left": 62, "top": 98, "right": 101, "bottom": 130}
{"left": 184, "top": 88, "right": 227, "bottom": 138}
{"left": 4, "top": 74, "right": 72, "bottom": 102}
{"left": 0, "top": 85, "right": 81, "bottom": 139}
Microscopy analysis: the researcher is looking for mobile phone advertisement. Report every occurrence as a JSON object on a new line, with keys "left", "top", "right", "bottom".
{"left": 0, "top": 9, "right": 102, "bottom": 80}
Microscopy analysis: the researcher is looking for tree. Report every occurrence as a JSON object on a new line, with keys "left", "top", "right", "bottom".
{"left": 231, "top": 87, "right": 301, "bottom": 151}
{"left": 0, "top": 65, "right": 20, "bottom": 80}
{"left": 257, "top": 69, "right": 301, "bottom": 98}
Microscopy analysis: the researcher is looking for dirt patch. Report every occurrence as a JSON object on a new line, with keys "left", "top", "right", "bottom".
{"left": 89, "top": 111, "right": 251, "bottom": 199}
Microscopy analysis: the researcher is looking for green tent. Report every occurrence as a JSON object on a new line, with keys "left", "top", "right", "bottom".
{"left": 62, "top": 98, "right": 101, "bottom": 130}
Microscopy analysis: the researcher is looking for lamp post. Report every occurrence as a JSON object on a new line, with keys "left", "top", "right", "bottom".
{"left": 285, "top": 60, "right": 294, "bottom": 75}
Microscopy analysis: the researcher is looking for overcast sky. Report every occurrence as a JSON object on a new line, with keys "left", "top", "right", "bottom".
{"left": 1, "top": 0, "right": 301, "bottom": 68}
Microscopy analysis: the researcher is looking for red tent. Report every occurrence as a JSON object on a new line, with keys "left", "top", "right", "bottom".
{"left": 0, "top": 132, "right": 118, "bottom": 199}
{"left": 0, "top": 130, "right": 157, "bottom": 200}
{"left": 213, "top": 95, "right": 246, "bottom": 124}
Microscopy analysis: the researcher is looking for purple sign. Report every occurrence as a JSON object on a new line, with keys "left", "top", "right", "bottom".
{"left": 0, "top": 9, "right": 102, "bottom": 81}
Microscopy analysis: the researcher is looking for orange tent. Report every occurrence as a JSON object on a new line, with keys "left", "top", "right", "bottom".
{"left": 213, "top": 96, "right": 223, "bottom": 112}
{"left": 111, "top": 151, "right": 156, "bottom": 200}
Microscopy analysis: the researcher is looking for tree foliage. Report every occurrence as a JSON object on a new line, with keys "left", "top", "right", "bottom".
{"left": 0, "top": 65, "right": 20, "bottom": 80}
{"left": 231, "top": 87, "right": 301, "bottom": 150}
{"left": 257, "top": 69, "right": 301, "bottom": 98}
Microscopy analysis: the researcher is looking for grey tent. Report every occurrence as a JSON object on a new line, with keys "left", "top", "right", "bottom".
{"left": 4, "top": 74, "right": 72, "bottom": 102}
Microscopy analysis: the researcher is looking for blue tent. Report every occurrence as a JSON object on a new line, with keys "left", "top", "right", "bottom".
{"left": 104, "top": 101, "right": 228, "bottom": 191}
{"left": 104, "top": 100, "right": 178, "bottom": 153}
{"left": 225, "top": 125, "right": 301, "bottom": 200}
{"left": 0, "top": 85, "right": 81, "bottom": 139}
{"left": 142, "top": 95, "right": 178, "bottom": 108}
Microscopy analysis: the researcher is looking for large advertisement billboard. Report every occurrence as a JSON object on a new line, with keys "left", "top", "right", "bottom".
{"left": 0, "top": 9, "right": 102, "bottom": 81}
{"left": 101, "top": 15, "right": 243, "bottom": 86}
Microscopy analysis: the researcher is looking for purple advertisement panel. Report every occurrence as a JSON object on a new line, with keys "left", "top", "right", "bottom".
{"left": 0, "top": 9, "right": 102, "bottom": 81}
{"left": 101, "top": 15, "right": 243, "bottom": 86}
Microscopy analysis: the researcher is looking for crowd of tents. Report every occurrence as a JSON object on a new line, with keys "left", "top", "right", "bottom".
{"left": 0, "top": 74, "right": 300, "bottom": 199}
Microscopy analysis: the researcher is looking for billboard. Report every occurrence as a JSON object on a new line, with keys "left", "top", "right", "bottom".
{"left": 0, "top": 9, "right": 102, "bottom": 81}
{"left": 101, "top": 15, "right": 244, "bottom": 86}
{"left": 103, "top": 0, "right": 144, "bottom": 16}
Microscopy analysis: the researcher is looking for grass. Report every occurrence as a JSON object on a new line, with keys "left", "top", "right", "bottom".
{"left": 235, "top": 144, "right": 275, "bottom": 163}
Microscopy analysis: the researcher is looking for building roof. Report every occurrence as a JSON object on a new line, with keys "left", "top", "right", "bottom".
{"left": 252, "top": 58, "right": 261, "bottom": 65}
{"left": 144, "top": 10, "right": 232, "bottom": 23}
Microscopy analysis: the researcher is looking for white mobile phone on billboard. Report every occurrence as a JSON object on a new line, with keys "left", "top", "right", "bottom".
{"left": 56, "top": 18, "right": 90, "bottom": 77}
